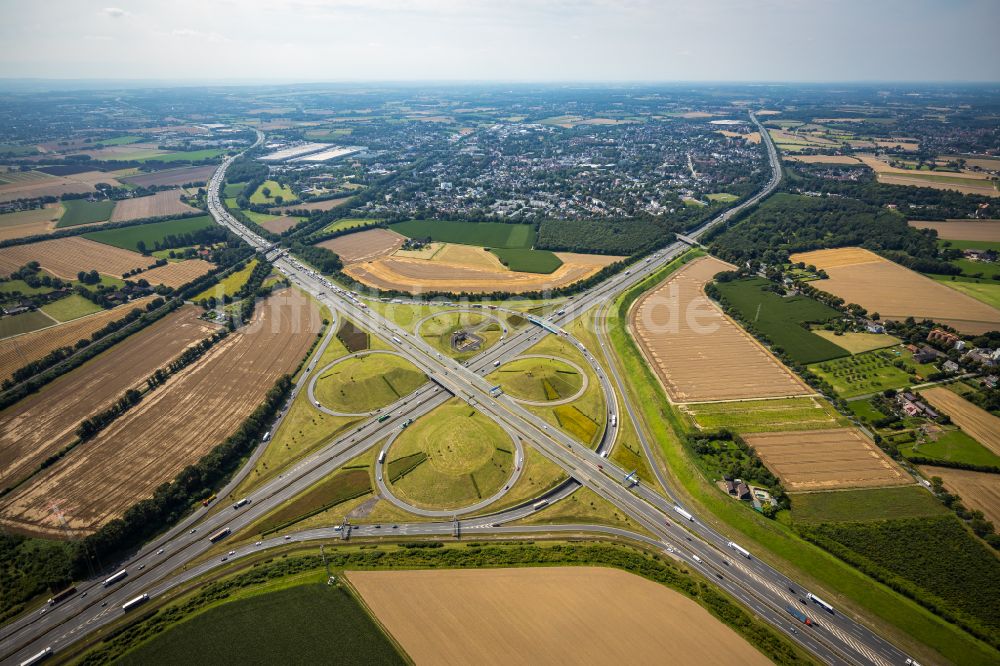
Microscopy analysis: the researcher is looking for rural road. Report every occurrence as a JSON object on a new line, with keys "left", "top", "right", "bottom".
{"left": 2, "top": 116, "right": 919, "bottom": 666}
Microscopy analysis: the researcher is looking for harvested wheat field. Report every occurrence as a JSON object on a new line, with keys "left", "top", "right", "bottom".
{"left": 347, "top": 250, "right": 620, "bottom": 294}
{"left": 140, "top": 259, "right": 215, "bottom": 288}
{"left": 744, "top": 428, "right": 910, "bottom": 492}
{"left": 120, "top": 165, "right": 216, "bottom": 188}
{"left": 0, "top": 295, "right": 156, "bottom": 383}
{"left": 348, "top": 567, "right": 771, "bottom": 666}
{"left": 631, "top": 256, "right": 810, "bottom": 402}
{"left": 0, "top": 306, "right": 216, "bottom": 490}
{"left": 856, "top": 155, "right": 999, "bottom": 196}
{"left": 909, "top": 220, "right": 1000, "bottom": 242}
{"left": 918, "top": 466, "right": 1000, "bottom": 525}
{"left": 790, "top": 247, "right": 1000, "bottom": 334}
{"left": 109, "top": 190, "right": 199, "bottom": 222}
{"left": 919, "top": 387, "right": 1000, "bottom": 456}
{"left": 783, "top": 155, "right": 862, "bottom": 165}
{"left": 0, "top": 236, "right": 153, "bottom": 280}
{"left": 717, "top": 130, "right": 761, "bottom": 144}
{"left": 0, "top": 204, "right": 63, "bottom": 241}
{"left": 317, "top": 228, "right": 405, "bottom": 264}
{"left": 0, "top": 171, "right": 122, "bottom": 203}
{"left": 0, "top": 290, "right": 320, "bottom": 537}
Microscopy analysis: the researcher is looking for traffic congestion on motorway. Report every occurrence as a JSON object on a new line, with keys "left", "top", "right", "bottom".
{"left": 2, "top": 115, "right": 916, "bottom": 666}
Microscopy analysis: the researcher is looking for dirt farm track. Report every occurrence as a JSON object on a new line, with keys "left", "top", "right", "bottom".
{"left": 347, "top": 567, "right": 772, "bottom": 666}
{"left": 0, "top": 306, "right": 216, "bottom": 491}
{"left": 744, "top": 428, "right": 910, "bottom": 492}
{"left": 790, "top": 247, "right": 1000, "bottom": 334}
{"left": 630, "top": 255, "right": 811, "bottom": 402}
{"left": 0, "top": 290, "right": 320, "bottom": 537}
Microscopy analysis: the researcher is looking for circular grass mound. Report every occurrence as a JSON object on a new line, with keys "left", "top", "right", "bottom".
{"left": 418, "top": 311, "right": 502, "bottom": 359}
{"left": 487, "top": 356, "right": 584, "bottom": 403}
{"left": 386, "top": 399, "right": 514, "bottom": 510}
{"left": 313, "top": 352, "right": 425, "bottom": 414}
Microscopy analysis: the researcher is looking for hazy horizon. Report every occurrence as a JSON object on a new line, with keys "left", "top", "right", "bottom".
{"left": 1, "top": 0, "right": 998, "bottom": 84}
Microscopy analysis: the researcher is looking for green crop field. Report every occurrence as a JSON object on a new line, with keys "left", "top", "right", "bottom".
{"left": 55, "top": 199, "right": 115, "bottom": 228}
{"left": 809, "top": 347, "right": 917, "bottom": 398}
{"left": 39, "top": 294, "right": 103, "bottom": 322}
{"left": 116, "top": 584, "right": 405, "bottom": 666}
{"left": 323, "top": 218, "right": 381, "bottom": 233}
{"left": 83, "top": 215, "right": 215, "bottom": 251}
{"left": 390, "top": 219, "right": 535, "bottom": 249}
{"left": 0, "top": 310, "right": 53, "bottom": 339}
{"left": 715, "top": 277, "right": 848, "bottom": 364}
{"left": 934, "top": 276, "right": 1000, "bottom": 309}
{"left": 801, "top": 515, "right": 1000, "bottom": 636}
{"left": 900, "top": 429, "right": 1000, "bottom": 468}
{"left": 847, "top": 397, "right": 887, "bottom": 423}
{"left": 250, "top": 179, "right": 298, "bottom": 205}
{"left": 243, "top": 210, "right": 281, "bottom": 224}
{"left": 96, "top": 135, "right": 142, "bottom": 146}
{"left": 489, "top": 247, "right": 563, "bottom": 273}
{"left": 488, "top": 357, "right": 583, "bottom": 402}
{"left": 792, "top": 486, "right": 947, "bottom": 524}
{"left": 140, "top": 149, "right": 226, "bottom": 163}
{"left": 682, "top": 397, "right": 846, "bottom": 433}
{"left": 707, "top": 192, "right": 738, "bottom": 202}
{"left": 388, "top": 398, "right": 513, "bottom": 509}
{"left": 192, "top": 259, "right": 257, "bottom": 302}
{"left": 313, "top": 353, "right": 425, "bottom": 413}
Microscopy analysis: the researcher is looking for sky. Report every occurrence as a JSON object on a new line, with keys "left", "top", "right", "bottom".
{"left": 0, "top": 0, "right": 998, "bottom": 83}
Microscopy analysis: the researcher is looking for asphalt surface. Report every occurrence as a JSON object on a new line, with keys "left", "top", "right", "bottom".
{"left": 2, "top": 117, "right": 919, "bottom": 666}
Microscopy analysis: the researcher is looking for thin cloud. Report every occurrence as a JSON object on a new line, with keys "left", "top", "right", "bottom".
{"left": 102, "top": 7, "right": 130, "bottom": 18}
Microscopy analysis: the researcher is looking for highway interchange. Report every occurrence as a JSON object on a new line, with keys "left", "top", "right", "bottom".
{"left": 3, "top": 115, "right": 918, "bottom": 666}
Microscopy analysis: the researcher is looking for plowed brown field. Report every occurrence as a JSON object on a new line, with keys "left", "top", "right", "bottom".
{"left": 346, "top": 250, "right": 619, "bottom": 294}
{"left": 0, "top": 236, "right": 153, "bottom": 280}
{"left": 909, "top": 220, "right": 1000, "bottom": 242}
{"left": 109, "top": 190, "right": 199, "bottom": 222}
{"left": 317, "top": 228, "right": 405, "bottom": 263}
{"left": 790, "top": 247, "right": 1000, "bottom": 334}
{"left": 0, "top": 171, "right": 122, "bottom": 203}
{"left": 0, "top": 290, "right": 320, "bottom": 537}
{"left": 631, "top": 256, "right": 810, "bottom": 402}
{"left": 917, "top": 466, "right": 1000, "bottom": 525}
{"left": 0, "top": 306, "right": 216, "bottom": 490}
{"left": 0, "top": 295, "right": 156, "bottom": 383}
{"left": 140, "top": 259, "right": 215, "bottom": 288}
{"left": 348, "top": 567, "right": 772, "bottom": 666}
{"left": 919, "top": 387, "right": 1000, "bottom": 456}
{"left": 744, "top": 428, "right": 910, "bottom": 491}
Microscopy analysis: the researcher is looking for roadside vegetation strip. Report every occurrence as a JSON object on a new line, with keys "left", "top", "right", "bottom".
{"left": 608, "top": 249, "right": 1000, "bottom": 666}
{"left": 191, "top": 258, "right": 258, "bottom": 303}
{"left": 75, "top": 542, "right": 811, "bottom": 666}
{"left": 254, "top": 469, "right": 372, "bottom": 535}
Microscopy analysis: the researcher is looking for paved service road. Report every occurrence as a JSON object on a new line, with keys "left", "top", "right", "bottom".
{"left": 1, "top": 117, "right": 919, "bottom": 666}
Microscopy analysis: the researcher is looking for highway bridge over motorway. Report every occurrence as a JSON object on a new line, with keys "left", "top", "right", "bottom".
{"left": 2, "top": 115, "right": 917, "bottom": 666}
